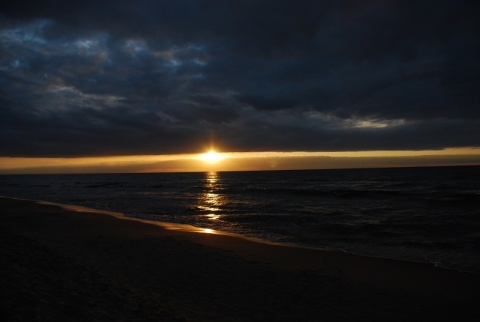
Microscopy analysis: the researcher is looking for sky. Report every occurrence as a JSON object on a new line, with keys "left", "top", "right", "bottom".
{"left": 1, "top": 1, "right": 479, "bottom": 173}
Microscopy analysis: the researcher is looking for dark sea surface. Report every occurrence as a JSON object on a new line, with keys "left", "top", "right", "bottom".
{"left": 1, "top": 166, "right": 480, "bottom": 273}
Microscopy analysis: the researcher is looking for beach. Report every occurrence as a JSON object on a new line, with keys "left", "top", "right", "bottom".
{"left": 1, "top": 196, "right": 479, "bottom": 321}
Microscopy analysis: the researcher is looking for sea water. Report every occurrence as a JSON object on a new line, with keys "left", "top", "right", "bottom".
{"left": 1, "top": 166, "right": 479, "bottom": 273}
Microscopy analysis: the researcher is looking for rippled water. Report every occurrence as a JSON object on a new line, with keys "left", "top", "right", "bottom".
{"left": 1, "top": 166, "right": 480, "bottom": 273}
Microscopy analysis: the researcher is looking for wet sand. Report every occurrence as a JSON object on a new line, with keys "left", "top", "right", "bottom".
{"left": 1, "top": 196, "right": 479, "bottom": 321}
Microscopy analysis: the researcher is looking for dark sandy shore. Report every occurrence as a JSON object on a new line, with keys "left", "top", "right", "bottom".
{"left": 1, "top": 196, "right": 479, "bottom": 321}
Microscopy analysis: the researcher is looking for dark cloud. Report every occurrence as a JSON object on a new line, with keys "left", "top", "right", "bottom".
{"left": 1, "top": 0, "right": 479, "bottom": 157}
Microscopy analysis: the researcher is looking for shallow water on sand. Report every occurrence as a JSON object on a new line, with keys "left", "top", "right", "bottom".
{"left": 2, "top": 166, "right": 480, "bottom": 273}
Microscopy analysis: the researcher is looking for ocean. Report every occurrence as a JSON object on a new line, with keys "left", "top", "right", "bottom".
{"left": 1, "top": 166, "right": 479, "bottom": 273}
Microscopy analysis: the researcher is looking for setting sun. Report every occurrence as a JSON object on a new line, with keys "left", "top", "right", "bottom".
{"left": 199, "top": 150, "right": 225, "bottom": 163}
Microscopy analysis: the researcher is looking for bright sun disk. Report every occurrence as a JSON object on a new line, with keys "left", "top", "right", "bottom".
{"left": 200, "top": 150, "right": 224, "bottom": 163}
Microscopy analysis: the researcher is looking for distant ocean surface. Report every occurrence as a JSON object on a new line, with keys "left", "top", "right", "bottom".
{"left": 1, "top": 166, "right": 480, "bottom": 273}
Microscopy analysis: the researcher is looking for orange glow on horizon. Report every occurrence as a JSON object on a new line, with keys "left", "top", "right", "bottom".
{"left": 0, "top": 147, "right": 479, "bottom": 174}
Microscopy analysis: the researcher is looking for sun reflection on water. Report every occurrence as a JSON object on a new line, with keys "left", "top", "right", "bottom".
{"left": 199, "top": 172, "right": 224, "bottom": 221}
{"left": 206, "top": 171, "right": 218, "bottom": 186}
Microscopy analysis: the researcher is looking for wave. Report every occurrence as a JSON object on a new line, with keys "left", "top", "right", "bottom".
{"left": 2, "top": 166, "right": 479, "bottom": 273}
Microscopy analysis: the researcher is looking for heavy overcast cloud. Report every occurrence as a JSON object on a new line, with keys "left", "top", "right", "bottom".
{"left": 1, "top": 0, "right": 479, "bottom": 157}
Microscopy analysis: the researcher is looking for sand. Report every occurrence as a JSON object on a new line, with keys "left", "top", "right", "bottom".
{"left": 1, "top": 196, "right": 479, "bottom": 321}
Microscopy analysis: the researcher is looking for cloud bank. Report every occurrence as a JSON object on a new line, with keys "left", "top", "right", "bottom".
{"left": 1, "top": 0, "right": 479, "bottom": 157}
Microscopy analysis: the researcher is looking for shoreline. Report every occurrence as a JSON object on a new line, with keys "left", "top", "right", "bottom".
{"left": 39, "top": 196, "right": 480, "bottom": 276}
{"left": 2, "top": 166, "right": 478, "bottom": 276}
{"left": 10, "top": 195, "right": 479, "bottom": 275}
{"left": 8, "top": 196, "right": 478, "bottom": 275}
{"left": 1, "top": 196, "right": 479, "bottom": 321}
